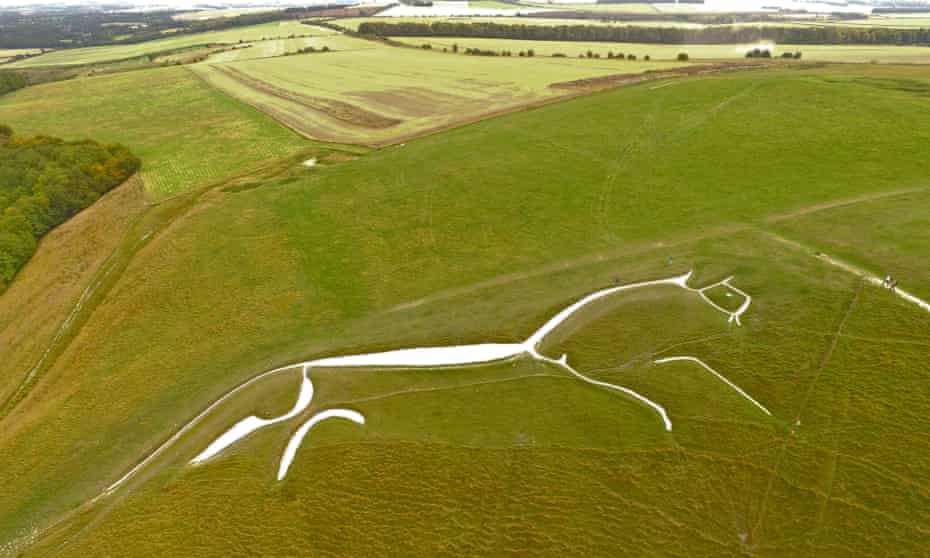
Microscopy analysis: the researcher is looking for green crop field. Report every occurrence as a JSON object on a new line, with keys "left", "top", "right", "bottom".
{"left": 8, "top": 21, "right": 334, "bottom": 68}
{"left": 2, "top": 58, "right": 930, "bottom": 557}
{"left": 0, "top": 65, "right": 307, "bottom": 199}
{"left": 391, "top": 35, "right": 930, "bottom": 63}
{"left": 192, "top": 44, "right": 684, "bottom": 144}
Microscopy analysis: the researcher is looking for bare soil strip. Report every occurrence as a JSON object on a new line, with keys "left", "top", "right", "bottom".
{"left": 212, "top": 65, "right": 402, "bottom": 130}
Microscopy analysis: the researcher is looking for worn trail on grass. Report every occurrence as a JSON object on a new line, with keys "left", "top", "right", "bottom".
{"left": 766, "top": 186, "right": 929, "bottom": 223}
{"left": 763, "top": 230, "right": 930, "bottom": 314}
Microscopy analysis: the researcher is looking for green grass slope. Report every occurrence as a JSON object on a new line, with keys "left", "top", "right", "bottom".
{"left": 1, "top": 63, "right": 930, "bottom": 556}
{"left": 0, "top": 66, "right": 306, "bottom": 199}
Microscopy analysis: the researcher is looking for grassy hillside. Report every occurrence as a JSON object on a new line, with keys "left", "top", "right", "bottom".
{"left": 2, "top": 63, "right": 930, "bottom": 556}
{"left": 0, "top": 66, "right": 306, "bottom": 199}
{"left": 192, "top": 45, "right": 684, "bottom": 144}
{"left": 0, "top": 177, "right": 146, "bottom": 412}
{"left": 8, "top": 21, "right": 331, "bottom": 68}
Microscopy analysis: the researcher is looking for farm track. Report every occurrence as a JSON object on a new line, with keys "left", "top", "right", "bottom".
{"left": 210, "top": 64, "right": 402, "bottom": 129}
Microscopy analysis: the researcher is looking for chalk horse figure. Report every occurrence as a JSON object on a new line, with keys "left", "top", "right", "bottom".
{"left": 180, "top": 270, "right": 770, "bottom": 482}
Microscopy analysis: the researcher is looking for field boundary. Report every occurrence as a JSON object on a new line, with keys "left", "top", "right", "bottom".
{"left": 210, "top": 64, "right": 403, "bottom": 129}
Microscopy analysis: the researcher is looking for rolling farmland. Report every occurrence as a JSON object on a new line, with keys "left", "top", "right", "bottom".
{"left": 3, "top": 62, "right": 930, "bottom": 556}
{"left": 2, "top": 7, "right": 930, "bottom": 557}
{"left": 0, "top": 66, "right": 306, "bottom": 198}
{"left": 193, "top": 45, "right": 686, "bottom": 144}
{"left": 8, "top": 21, "right": 334, "bottom": 68}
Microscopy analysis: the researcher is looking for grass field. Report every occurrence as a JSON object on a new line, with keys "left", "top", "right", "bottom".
{"left": 391, "top": 35, "right": 930, "bottom": 63}
{"left": 192, "top": 44, "right": 684, "bottom": 144}
{"left": 0, "top": 66, "right": 306, "bottom": 199}
{"left": 775, "top": 189, "right": 930, "bottom": 302}
{"left": 8, "top": 21, "right": 332, "bottom": 68}
{"left": 2, "top": 62, "right": 930, "bottom": 556}
{"left": 205, "top": 34, "right": 377, "bottom": 63}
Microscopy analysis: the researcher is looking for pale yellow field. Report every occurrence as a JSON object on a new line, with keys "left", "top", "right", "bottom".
{"left": 206, "top": 35, "right": 376, "bottom": 63}
{"left": 193, "top": 43, "right": 686, "bottom": 144}
{"left": 172, "top": 7, "right": 284, "bottom": 21}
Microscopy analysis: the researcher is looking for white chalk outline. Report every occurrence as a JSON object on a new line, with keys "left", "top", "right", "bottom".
{"left": 103, "top": 270, "right": 761, "bottom": 494}
{"left": 687, "top": 276, "right": 752, "bottom": 326}
{"left": 654, "top": 356, "right": 771, "bottom": 416}
{"left": 190, "top": 367, "right": 315, "bottom": 464}
{"left": 278, "top": 409, "right": 365, "bottom": 480}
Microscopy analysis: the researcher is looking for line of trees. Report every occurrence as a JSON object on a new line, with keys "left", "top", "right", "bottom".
{"left": 0, "top": 127, "right": 140, "bottom": 291}
{"left": 0, "top": 6, "right": 342, "bottom": 50}
{"left": 358, "top": 21, "right": 930, "bottom": 46}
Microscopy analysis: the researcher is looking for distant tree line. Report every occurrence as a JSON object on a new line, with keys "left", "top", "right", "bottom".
{"left": 0, "top": 6, "right": 356, "bottom": 50}
{"left": 0, "top": 128, "right": 140, "bottom": 290}
{"left": 358, "top": 21, "right": 930, "bottom": 46}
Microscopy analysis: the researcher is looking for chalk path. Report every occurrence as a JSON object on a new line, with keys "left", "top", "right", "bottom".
{"left": 104, "top": 270, "right": 760, "bottom": 494}
{"left": 816, "top": 253, "right": 930, "bottom": 314}
{"left": 763, "top": 231, "right": 930, "bottom": 315}
{"left": 654, "top": 356, "right": 771, "bottom": 416}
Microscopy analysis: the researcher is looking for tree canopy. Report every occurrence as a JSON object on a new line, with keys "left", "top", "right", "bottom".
{"left": 358, "top": 21, "right": 930, "bottom": 46}
{"left": 0, "top": 129, "right": 140, "bottom": 290}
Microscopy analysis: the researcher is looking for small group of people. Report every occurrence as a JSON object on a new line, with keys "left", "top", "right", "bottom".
{"left": 882, "top": 275, "right": 898, "bottom": 293}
